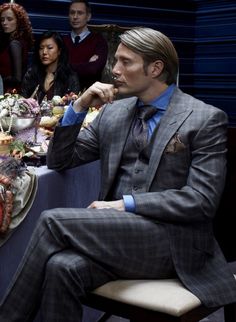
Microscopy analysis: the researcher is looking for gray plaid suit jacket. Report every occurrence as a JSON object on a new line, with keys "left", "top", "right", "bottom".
{"left": 47, "top": 87, "right": 236, "bottom": 307}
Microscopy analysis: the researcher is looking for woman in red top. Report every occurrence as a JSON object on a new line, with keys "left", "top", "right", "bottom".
{"left": 0, "top": 2, "right": 34, "bottom": 93}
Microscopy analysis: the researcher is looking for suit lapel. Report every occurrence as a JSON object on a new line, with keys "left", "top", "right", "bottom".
{"left": 146, "top": 88, "right": 193, "bottom": 190}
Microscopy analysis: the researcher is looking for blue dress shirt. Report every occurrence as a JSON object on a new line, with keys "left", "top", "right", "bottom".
{"left": 61, "top": 103, "right": 87, "bottom": 126}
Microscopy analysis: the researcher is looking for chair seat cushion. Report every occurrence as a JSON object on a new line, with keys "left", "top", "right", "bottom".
{"left": 92, "top": 279, "right": 201, "bottom": 317}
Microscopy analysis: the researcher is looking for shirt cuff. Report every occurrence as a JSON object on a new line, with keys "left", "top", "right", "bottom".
{"left": 123, "top": 195, "right": 135, "bottom": 213}
{"left": 61, "top": 102, "right": 87, "bottom": 126}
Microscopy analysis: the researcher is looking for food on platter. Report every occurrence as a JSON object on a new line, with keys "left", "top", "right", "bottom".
{"left": 9, "top": 139, "right": 25, "bottom": 160}
{"left": 0, "top": 132, "right": 14, "bottom": 155}
{"left": 61, "top": 92, "right": 79, "bottom": 105}
{"left": 39, "top": 127, "right": 54, "bottom": 137}
{"left": 52, "top": 105, "right": 64, "bottom": 116}
{"left": 0, "top": 132, "right": 14, "bottom": 145}
{"left": 51, "top": 95, "right": 62, "bottom": 106}
{"left": 82, "top": 107, "right": 101, "bottom": 129}
{"left": 0, "top": 94, "right": 40, "bottom": 133}
{"left": 39, "top": 115, "right": 60, "bottom": 129}
{"left": 0, "top": 94, "right": 40, "bottom": 118}
{"left": 25, "top": 140, "right": 49, "bottom": 156}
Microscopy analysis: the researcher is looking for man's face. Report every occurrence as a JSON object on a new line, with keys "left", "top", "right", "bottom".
{"left": 112, "top": 43, "right": 153, "bottom": 98}
{"left": 69, "top": 2, "right": 91, "bottom": 33}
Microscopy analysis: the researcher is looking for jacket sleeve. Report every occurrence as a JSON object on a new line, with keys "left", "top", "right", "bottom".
{"left": 46, "top": 106, "right": 104, "bottom": 171}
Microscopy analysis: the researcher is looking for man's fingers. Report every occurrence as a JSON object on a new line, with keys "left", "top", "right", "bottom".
{"left": 87, "top": 200, "right": 124, "bottom": 211}
{"left": 87, "top": 201, "right": 109, "bottom": 209}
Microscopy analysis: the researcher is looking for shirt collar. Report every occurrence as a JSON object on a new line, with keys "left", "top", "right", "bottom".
{"left": 138, "top": 84, "right": 176, "bottom": 111}
{"left": 71, "top": 28, "right": 91, "bottom": 43}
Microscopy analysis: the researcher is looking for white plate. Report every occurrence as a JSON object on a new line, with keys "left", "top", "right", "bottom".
{"left": 27, "top": 144, "right": 47, "bottom": 156}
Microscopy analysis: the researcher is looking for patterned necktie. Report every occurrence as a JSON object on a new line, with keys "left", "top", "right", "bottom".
{"left": 74, "top": 35, "right": 80, "bottom": 45}
{"left": 132, "top": 105, "right": 157, "bottom": 151}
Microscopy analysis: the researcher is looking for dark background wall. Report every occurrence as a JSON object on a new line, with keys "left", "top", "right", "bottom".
{"left": 14, "top": 0, "right": 236, "bottom": 125}
{"left": 193, "top": 0, "right": 236, "bottom": 126}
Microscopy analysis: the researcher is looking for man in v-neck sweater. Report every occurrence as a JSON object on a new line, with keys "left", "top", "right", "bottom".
{"left": 63, "top": 0, "right": 108, "bottom": 91}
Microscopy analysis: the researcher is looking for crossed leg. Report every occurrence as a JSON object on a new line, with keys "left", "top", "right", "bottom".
{"left": 0, "top": 207, "right": 174, "bottom": 322}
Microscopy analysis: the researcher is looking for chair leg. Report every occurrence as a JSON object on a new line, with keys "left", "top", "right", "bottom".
{"left": 224, "top": 303, "right": 236, "bottom": 322}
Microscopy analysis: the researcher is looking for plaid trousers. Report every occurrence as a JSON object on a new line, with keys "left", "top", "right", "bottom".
{"left": 0, "top": 207, "right": 174, "bottom": 322}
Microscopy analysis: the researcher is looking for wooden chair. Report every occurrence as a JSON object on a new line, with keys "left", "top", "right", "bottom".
{"left": 82, "top": 276, "right": 236, "bottom": 322}
{"left": 82, "top": 128, "right": 236, "bottom": 322}
{"left": 88, "top": 24, "right": 131, "bottom": 84}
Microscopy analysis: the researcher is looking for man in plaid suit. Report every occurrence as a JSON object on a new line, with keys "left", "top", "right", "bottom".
{"left": 0, "top": 27, "right": 236, "bottom": 322}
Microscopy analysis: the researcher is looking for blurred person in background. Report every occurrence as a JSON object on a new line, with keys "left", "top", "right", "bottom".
{"left": 63, "top": 0, "right": 108, "bottom": 91}
{"left": 0, "top": 2, "right": 34, "bottom": 93}
{"left": 21, "top": 30, "right": 80, "bottom": 104}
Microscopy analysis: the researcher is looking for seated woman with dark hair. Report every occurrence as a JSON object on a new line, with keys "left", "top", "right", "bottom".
{"left": 21, "top": 30, "right": 80, "bottom": 104}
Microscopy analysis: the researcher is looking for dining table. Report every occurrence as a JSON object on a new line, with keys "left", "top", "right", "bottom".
{"left": 0, "top": 160, "right": 104, "bottom": 321}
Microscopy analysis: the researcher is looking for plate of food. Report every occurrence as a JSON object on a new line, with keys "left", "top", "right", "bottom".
{"left": 26, "top": 141, "right": 49, "bottom": 157}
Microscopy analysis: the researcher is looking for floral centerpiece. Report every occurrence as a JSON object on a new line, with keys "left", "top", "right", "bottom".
{"left": 39, "top": 92, "right": 80, "bottom": 129}
{"left": 0, "top": 93, "right": 40, "bottom": 133}
{"left": 40, "top": 92, "right": 79, "bottom": 116}
{"left": 39, "top": 92, "right": 102, "bottom": 130}
{"left": 0, "top": 91, "right": 102, "bottom": 159}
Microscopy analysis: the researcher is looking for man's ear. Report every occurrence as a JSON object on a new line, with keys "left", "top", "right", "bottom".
{"left": 150, "top": 60, "right": 164, "bottom": 78}
{"left": 87, "top": 13, "right": 92, "bottom": 22}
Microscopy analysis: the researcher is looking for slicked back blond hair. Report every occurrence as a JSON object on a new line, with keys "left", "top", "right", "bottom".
{"left": 119, "top": 27, "right": 179, "bottom": 85}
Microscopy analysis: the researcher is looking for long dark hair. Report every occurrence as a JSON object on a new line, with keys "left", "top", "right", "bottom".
{"left": 32, "top": 30, "right": 72, "bottom": 86}
{"left": 21, "top": 30, "right": 80, "bottom": 101}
